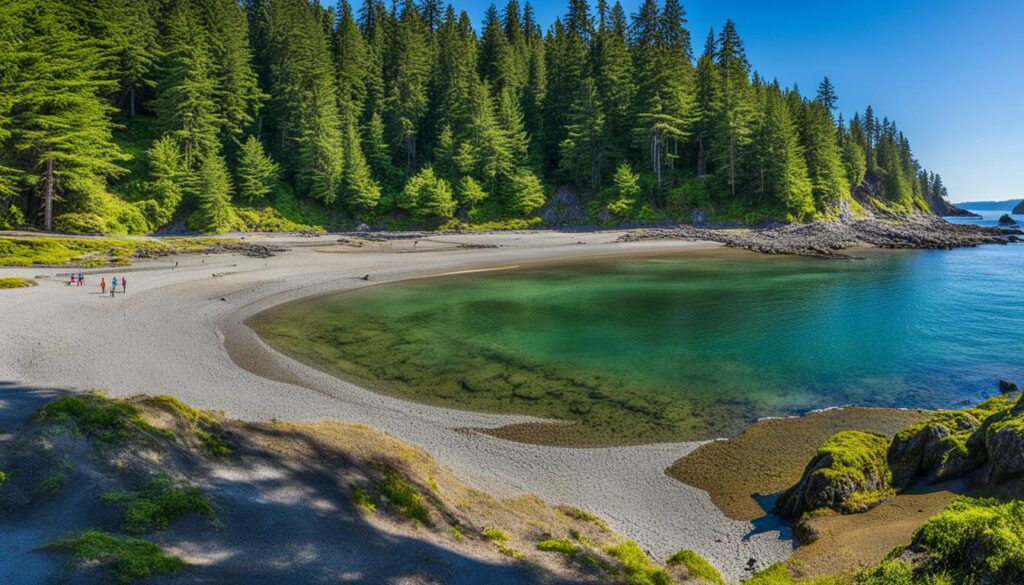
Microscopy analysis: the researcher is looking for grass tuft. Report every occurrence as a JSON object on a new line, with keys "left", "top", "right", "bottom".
{"left": 0, "top": 276, "right": 37, "bottom": 288}
{"left": 101, "top": 475, "right": 213, "bottom": 534}
{"left": 0, "top": 236, "right": 234, "bottom": 267}
{"left": 667, "top": 549, "right": 724, "bottom": 584}
{"left": 603, "top": 541, "right": 673, "bottom": 585}
{"left": 33, "top": 393, "right": 169, "bottom": 446}
{"left": 46, "top": 529, "right": 185, "bottom": 584}
{"left": 481, "top": 527, "right": 510, "bottom": 543}
{"left": 536, "top": 538, "right": 580, "bottom": 555}
{"left": 351, "top": 484, "right": 376, "bottom": 514}
{"left": 381, "top": 469, "right": 429, "bottom": 524}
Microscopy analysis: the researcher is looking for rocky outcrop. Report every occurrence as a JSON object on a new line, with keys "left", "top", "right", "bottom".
{"left": 927, "top": 193, "right": 981, "bottom": 218}
{"left": 979, "top": 396, "right": 1024, "bottom": 483}
{"left": 887, "top": 410, "right": 987, "bottom": 489}
{"left": 620, "top": 215, "right": 1021, "bottom": 256}
{"left": 1014, "top": 200, "right": 1024, "bottom": 215}
{"left": 775, "top": 431, "right": 893, "bottom": 518}
{"left": 999, "top": 213, "right": 1019, "bottom": 226}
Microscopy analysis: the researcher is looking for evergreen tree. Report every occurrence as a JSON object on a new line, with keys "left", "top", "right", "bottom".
{"left": 334, "top": 1, "right": 369, "bottom": 122}
{"left": 398, "top": 166, "right": 455, "bottom": 220}
{"left": 712, "top": 20, "right": 754, "bottom": 197}
{"left": 386, "top": 0, "right": 431, "bottom": 174}
{"left": 762, "top": 92, "right": 813, "bottom": 219}
{"left": 693, "top": 29, "right": 718, "bottom": 177}
{"left": 815, "top": 76, "right": 838, "bottom": 115}
{"left": 189, "top": 152, "right": 235, "bottom": 233}
{"left": 144, "top": 135, "right": 186, "bottom": 225}
{"left": 560, "top": 78, "right": 606, "bottom": 191}
{"left": 8, "top": 1, "right": 128, "bottom": 231}
{"left": 457, "top": 175, "right": 488, "bottom": 210}
{"left": 593, "top": 2, "right": 634, "bottom": 163}
{"left": 340, "top": 117, "right": 381, "bottom": 212}
{"left": 236, "top": 135, "right": 279, "bottom": 202}
{"left": 801, "top": 102, "right": 849, "bottom": 206}
{"left": 154, "top": 2, "right": 222, "bottom": 169}
{"left": 607, "top": 162, "right": 640, "bottom": 216}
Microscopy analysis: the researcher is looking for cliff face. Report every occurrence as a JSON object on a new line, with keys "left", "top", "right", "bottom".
{"left": 927, "top": 193, "right": 980, "bottom": 217}
{"left": 1013, "top": 200, "right": 1024, "bottom": 214}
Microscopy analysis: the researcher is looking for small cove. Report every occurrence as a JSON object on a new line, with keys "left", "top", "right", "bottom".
{"left": 249, "top": 244, "right": 1024, "bottom": 446}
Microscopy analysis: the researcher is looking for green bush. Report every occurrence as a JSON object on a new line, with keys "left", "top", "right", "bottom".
{"left": 380, "top": 469, "right": 429, "bottom": 524}
{"left": 604, "top": 541, "right": 673, "bottom": 585}
{"left": 46, "top": 530, "right": 185, "bottom": 584}
{"left": 0, "top": 276, "right": 37, "bottom": 288}
{"left": 54, "top": 213, "right": 108, "bottom": 235}
{"left": 0, "top": 204, "right": 25, "bottom": 229}
{"left": 101, "top": 475, "right": 213, "bottom": 534}
{"left": 536, "top": 538, "right": 579, "bottom": 554}
{"left": 481, "top": 527, "right": 509, "bottom": 543}
{"left": 33, "top": 394, "right": 168, "bottom": 446}
{"left": 667, "top": 549, "right": 724, "bottom": 584}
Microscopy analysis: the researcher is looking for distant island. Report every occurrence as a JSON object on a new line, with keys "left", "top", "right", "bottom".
{"left": 0, "top": 0, "right": 965, "bottom": 235}
{"left": 954, "top": 199, "right": 1024, "bottom": 211}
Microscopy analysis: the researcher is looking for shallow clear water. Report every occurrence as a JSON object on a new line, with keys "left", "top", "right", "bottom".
{"left": 251, "top": 245, "right": 1024, "bottom": 444}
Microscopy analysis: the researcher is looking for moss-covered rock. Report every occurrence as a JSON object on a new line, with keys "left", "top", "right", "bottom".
{"left": 776, "top": 431, "right": 893, "bottom": 518}
{"left": 979, "top": 395, "right": 1024, "bottom": 483}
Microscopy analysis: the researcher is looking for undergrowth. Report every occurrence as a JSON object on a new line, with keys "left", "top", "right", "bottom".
{"left": 101, "top": 474, "right": 214, "bottom": 534}
{"left": 46, "top": 529, "right": 185, "bottom": 584}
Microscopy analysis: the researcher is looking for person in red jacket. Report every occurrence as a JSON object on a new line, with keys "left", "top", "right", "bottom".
{"left": 100, "top": 278, "right": 106, "bottom": 294}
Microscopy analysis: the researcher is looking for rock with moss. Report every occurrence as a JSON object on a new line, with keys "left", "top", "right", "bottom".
{"left": 979, "top": 395, "right": 1024, "bottom": 483}
{"left": 888, "top": 396, "right": 1012, "bottom": 489}
{"left": 775, "top": 431, "right": 894, "bottom": 518}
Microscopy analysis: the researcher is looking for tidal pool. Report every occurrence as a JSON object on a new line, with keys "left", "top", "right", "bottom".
{"left": 249, "top": 245, "right": 1024, "bottom": 446}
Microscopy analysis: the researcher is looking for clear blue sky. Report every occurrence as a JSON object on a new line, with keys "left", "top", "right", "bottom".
{"left": 454, "top": 0, "right": 1024, "bottom": 202}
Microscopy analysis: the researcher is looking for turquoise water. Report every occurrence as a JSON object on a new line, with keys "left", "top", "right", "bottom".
{"left": 252, "top": 244, "right": 1024, "bottom": 444}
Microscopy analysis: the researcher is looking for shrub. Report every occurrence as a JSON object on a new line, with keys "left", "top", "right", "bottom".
{"left": 481, "top": 527, "right": 509, "bottom": 543}
{"left": 101, "top": 475, "right": 213, "bottom": 534}
{"left": 0, "top": 203, "right": 25, "bottom": 229}
{"left": 46, "top": 530, "right": 185, "bottom": 584}
{"left": 604, "top": 541, "right": 673, "bottom": 585}
{"left": 0, "top": 276, "right": 37, "bottom": 288}
{"left": 397, "top": 167, "right": 456, "bottom": 221}
{"left": 667, "top": 549, "right": 724, "bottom": 584}
{"left": 33, "top": 394, "right": 168, "bottom": 446}
{"left": 352, "top": 484, "right": 376, "bottom": 514}
{"left": 381, "top": 469, "right": 429, "bottom": 524}
{"left": 536, "top": 538, "right": 580, "bottom": 555}
{"left": 54, "top": 212, "right": 108, "bottom": 235}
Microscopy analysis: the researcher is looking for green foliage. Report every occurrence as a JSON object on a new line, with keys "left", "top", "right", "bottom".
{"left": 813, "top": 431, "right": 893, "bottom": 512}
{"left": 352, "top": 484, "right": 376, "bottom": 514}
{"left": 667, "top": 549, "right": 725, "bottom": 584}
{"left": 33, "top": 393, "right": 167, "bottom": 446}
{"left": 398, "top": 167, "right": 456, "bottom": 221}
{"left": 53, "top": 213, "right": 109, "bottom": 235}
{"left": 101, "top": 475, "right": 213, "bottom": 534}
{"left": 0, "top": 0, "right": 946, "bottom": 230}
{"left": 188, "top": 154, "right": 236, "bottom": 234}
{"left": 38, "top": 468, "right": 70, "bottom": 495}
{"left": 236, "top": 137, "right": 279, "bottom": 203}
{"left": 603, "top": 540, "right": 673, "bottom": 585}
{"left": 45, "top": 530, "right": 186, "bottom": 584}
{"left": 0, "top": 470, "right": 8, "bottom": 485}
{"left": 0, "top": 236, "right": 229, "bottom": 267}
{"left": 536, "top": 538, "right": 580, "bottom": 554}
{"left": 380, "top": 469, "right": 429, "bottom": 524}
{"left": 481, "top": 527, "right": 510, "bottom": 543}
{"left": 744, "top": 563, "right": 849, "bottom": 585}
{"left": 0, "top": 276, "right": 37, "bottom": 288}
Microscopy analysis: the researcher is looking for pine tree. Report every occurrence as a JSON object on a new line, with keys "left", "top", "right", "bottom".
{"left": 693, "top": 29, "right": 718, "bottom": 177}
{"left": 457, "top": 175, "right": 488, "bottom": 210}
{"left": 560, "top": 78, "right": 606, "bottom": 192}
{"left": 593, "top": 2, "right": 634, "bottom": 163}
{"left": 8, "top": 1, "right": 128, "bottom": 231}
{"left": 607, "top": 162, "right": 640, "bottom": 216}
{"left": 762, "top": 92, "right": 813, "bottom": 219}
{"left": 189, "top": 152, "right": 235, "bottom": 233}
{"left": 801, "top": 102, "right": 849, "bottom": 205}
{"left": 386, "top": 0, "right": 431, "bottom": 174}
{"left": 334, "top": 1, "right": 369, "bottom": 122}
{"left": 154, "top": 1, "right": 222, "bottom": 169}
{"left": 144, "top": 135, "right": 186, "bottom": 225}
{"left": 815, "top": 76, "right": 838, "bottom": 115}
{"left": 398, "top": 166, "right": 455, "bottom": 220}
{"left": 340, "top": 117, "right": 381, "bottom": 212}
{"left": 713, "top": 20, "right": 754, "bottom": 197}
{"left": 236, "top": 136, "right": 279, "bottom": 202}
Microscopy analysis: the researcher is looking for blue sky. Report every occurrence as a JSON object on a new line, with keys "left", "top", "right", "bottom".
{"left": 455, "top": 0, "right": 1024, "bottom": 202}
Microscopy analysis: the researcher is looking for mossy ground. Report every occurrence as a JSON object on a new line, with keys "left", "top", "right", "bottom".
{"left": 810, "top": 431, "right": 893, "bottom": 512}
{"left": 0, "top": 276, "right": 37, "bottom": 288}
{"left": 33, "top": 393, "right": 170, "bottom": 446}
{"left": 45, "top": 530, "right": 185, "bottom": 584}
{"left": 667, "top": 549, "right": 725, "bottom": 584}
{"left": 603, "top": 541, "right": 674, "bottom": 585}
{"left": 101, "top": 474, "right": 214, "bottom": 534}
{"left": 0, "top": 236, "right": 236, "bottom": 267}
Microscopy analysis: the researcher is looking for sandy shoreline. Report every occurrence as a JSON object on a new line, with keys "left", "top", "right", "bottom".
{"left": 1, "top": 230, "right": 800, "bottom": 580}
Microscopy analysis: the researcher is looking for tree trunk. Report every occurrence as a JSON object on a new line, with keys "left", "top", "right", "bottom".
{"left": 129, "top": 87, "right": 136, "bottom": 118}
{"left": 652, "top": 129, "right": 661, "bottom": 190}
{"left": 44, "top": 158, "right": 54, "bottom": 232}
{"left": 729, "top": 134, "right": 737, "bottom": 197}
{"left": 697, "top": 136, "right": 706, "bottom": 177}
{"left": 406, "top": 134, "right": 416, "bottom": 175}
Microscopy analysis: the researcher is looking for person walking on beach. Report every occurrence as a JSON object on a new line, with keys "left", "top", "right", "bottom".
{"left": 100, "top": 278, "right": 106, "bottom": 294}
{"left": 121, "top": 277, "right": 127, "bottom": 293}
{"left": 78, "top": 273, "right": 84, "bottom": 286}
{"left": 111, "top": 277, "right": 118, "bottom": 297}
